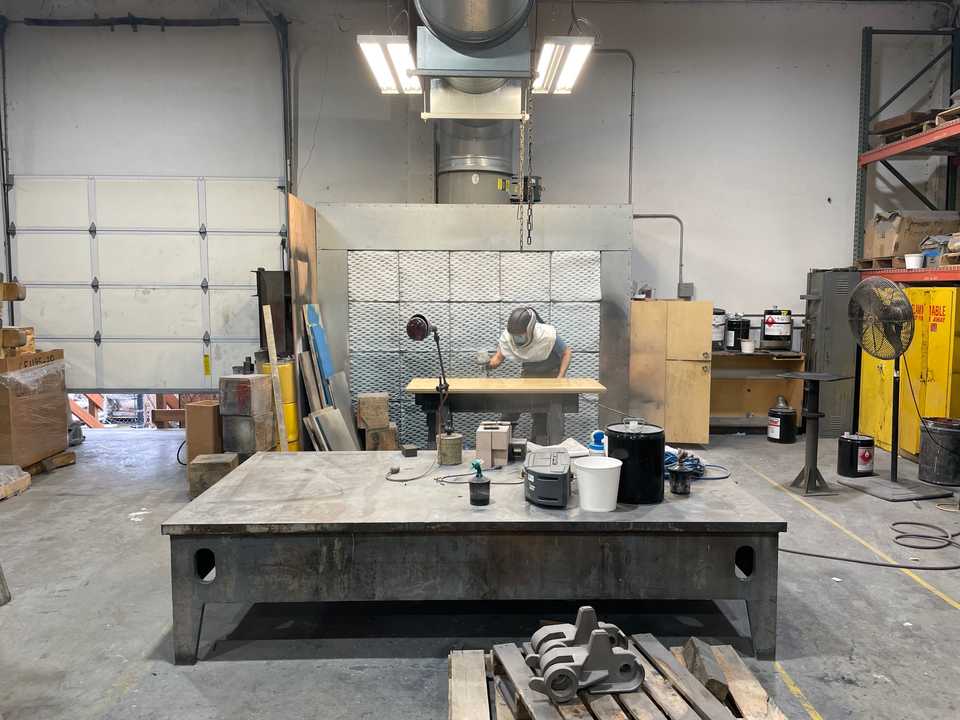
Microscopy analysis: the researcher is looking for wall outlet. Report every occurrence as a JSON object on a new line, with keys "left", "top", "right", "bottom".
{"left": 677, "top": 282, "right": 695, "bottom": 299}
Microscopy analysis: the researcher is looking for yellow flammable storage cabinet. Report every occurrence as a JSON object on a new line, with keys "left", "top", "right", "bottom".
{"left": 858, "top": 286, "right": 960, "bottom": 454}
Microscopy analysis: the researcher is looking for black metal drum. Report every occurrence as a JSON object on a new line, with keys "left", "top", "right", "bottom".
{"left": 605, "top": 418, "right": 665, "bottom": 505}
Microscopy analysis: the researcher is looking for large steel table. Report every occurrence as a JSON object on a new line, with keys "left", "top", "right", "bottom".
{"left": 162, "top": 451, "right": 786, "bottom": 664}
{"left": 405, "top": 377, "right": 607, "bottom": 445}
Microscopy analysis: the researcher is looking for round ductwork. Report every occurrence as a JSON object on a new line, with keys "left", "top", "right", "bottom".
{"left": 415, "top": 0, "right": 534, "bottom": 50}
{"left": 436, "top": 119, "right": 514, "bottom": 204}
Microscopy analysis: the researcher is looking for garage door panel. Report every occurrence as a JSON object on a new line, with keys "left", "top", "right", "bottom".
{"left": 205, "top": 179, "right": 280, "bottom": 231}
{"left": 14, "top": 233, "right": 91, "bottom": 283}
{"left": 210, "top": 341, "right": 260, "bottom": 379}
{"left": 100, "top": 288, "right": 202, "bottom": 338}
{"left": 59, "top": 341, "right": 97, "bottom": 389}
{"left": 98, "top": 233, "right": 200, "bottom": 284}
{"left": 14, "top": 178, "right": 88, "bottom": 229}
{"left": 208, "top": 234, "right": 282, "bottom": 284}
{"left": 96, "top": 179, "right": 199, "bottom": 230}
{"left": 102, "top": 342, "right": 204, "bottom": 389}
{"left": 210, "top": 288, "right": 259, "bottom": 338}
{"left": 17, "top": 287, "right": 94, "bottom": 336}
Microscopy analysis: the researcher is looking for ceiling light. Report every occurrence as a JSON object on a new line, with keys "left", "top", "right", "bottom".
{"left": 531, "top": 36, "right": 594, "bottom": 95}
{"left": 357, "top": 35, "right": 422, "bottom": 95}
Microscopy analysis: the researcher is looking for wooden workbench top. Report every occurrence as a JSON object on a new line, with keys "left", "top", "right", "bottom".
{"left": 404, "top": 377, "right": 606, "bottom": 395}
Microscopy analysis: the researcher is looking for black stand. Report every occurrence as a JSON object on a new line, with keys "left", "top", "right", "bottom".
{"left": 781, "top": 372, "right": 842, "bottom": 496}
{"left": 432, "top": 328, "right": 453, "bottom": 437}
{"left": 838, "top": 357, "right": 952, "bottom": 502}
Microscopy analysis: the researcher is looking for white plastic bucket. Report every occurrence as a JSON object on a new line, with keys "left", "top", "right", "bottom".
{"left": 905, "top": 253, "right": 924, "bottom": 269}
{"left": 740, "top": 339, "right": 755, "bottom": 354}
{"left": 574, "top": 456, "right": 623, "bottom": 512}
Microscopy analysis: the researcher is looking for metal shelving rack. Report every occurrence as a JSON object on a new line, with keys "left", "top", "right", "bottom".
{"left": 854, "top": 27, "right": 960, "bottom": 269}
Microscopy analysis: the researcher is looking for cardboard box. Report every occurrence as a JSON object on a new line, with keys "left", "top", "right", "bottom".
{"left": 864, "top": 211, "right": 960, "bottom": 259}
{"left": 186, "top": 400, "right": 222, "bottom": 463}
{"left": 364, "top": 422, "right": 399, "bottom": 451}
{"left": 0, "top": 354, "right": 69, "bottom": 467}
{"left": 188, "top": 452, "right": 238, "bottom": 499}
{"left": 219, "top": 374, "right": 273, "bottom": 416}
{"left": 222, "top": 412, "right": 277, "bottom": 454}
{"left": 476, "top": 421, "right": 511, "bottom": 469}
{"left": 356, "top": 392, "right": 390, "bottom": 429}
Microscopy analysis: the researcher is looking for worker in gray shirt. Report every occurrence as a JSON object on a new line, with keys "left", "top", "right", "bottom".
{"left": 484, "top": 307, "right": 572, "bottom": 441}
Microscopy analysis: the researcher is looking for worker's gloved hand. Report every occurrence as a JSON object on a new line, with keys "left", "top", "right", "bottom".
{"left": 474, "top": 351, "right": 493, "bottom": 370}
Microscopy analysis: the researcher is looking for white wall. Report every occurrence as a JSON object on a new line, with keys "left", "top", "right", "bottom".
{"left": 0, "top": 0, "right": 950, "bottom": 316}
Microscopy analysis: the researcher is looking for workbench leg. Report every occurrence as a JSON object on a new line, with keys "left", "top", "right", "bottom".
{"left": 425, "top": 411, "right": 437, "bottom": 449}
{"left": 745, "top": 537, "right": 780, "bottom": 660}
{"left": 546, "top": 402, "right": 564, "bottom": 445}
{"left": 170, "top": 542, "right": 205, "bottom": 665}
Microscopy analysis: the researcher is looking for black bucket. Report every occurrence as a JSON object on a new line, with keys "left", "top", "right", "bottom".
{"left": 918, "top": 418, "right": 960, "bottom": 486}
{"left": 606, "top": 419, "right": 665, "bottom": 504}
{"left": 767, "top": 404, "right": 797, "bottom": 444}
{"left": 837, "top": 433, "right": 875, "bottom": 478}
{"left": 725, "top": 316, "right": 751, "bottom": 351}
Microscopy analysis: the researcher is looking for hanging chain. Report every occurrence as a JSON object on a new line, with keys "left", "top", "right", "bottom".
{"left": 517, "top": 91, "right": 527, "bottom": 251}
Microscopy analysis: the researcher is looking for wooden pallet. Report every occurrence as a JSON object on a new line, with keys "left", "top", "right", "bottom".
{"left": 939, "top": 252, "right": 960, "bottom": 267}
{"left": 935, "top": 104, "right": 960, "bottom": 126}
{"left": 856, "top": 255, "right": 906, "bottom": 270}
{"left": 871, "top": 109, "right": 939, "bottom": 135}
{"left": 881, "top": 120, "right": 936, "bottom": 144}
{"left": 0, "top": 468, "right": 31, "bottom": 502}
{"left": 22, "top": 450, "right": 76, "bottom": 478}
{"left": 451, "top": 636, "right": 789, "bottom": 720}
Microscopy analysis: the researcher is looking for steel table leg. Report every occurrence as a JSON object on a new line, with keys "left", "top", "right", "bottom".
{"left": 546, "top": 401, "right": 564, "bottom": 445}
{"left": 170, "top": 540, "right": 205, "bottom": 665}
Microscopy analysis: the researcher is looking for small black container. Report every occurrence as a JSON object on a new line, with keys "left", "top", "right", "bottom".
{"left": 606, "top": 418, "right": 665, "bottom": 504}
{"left": 667, "top": 464, "right": 695, "bottom": 495}
{"left": 837, "top": 433, "right": 875, "bottom": 478}
{"left": 470, "top": 476, "right": 491, "bottom": 505}
{"left": 725, "top": 315, "right": 751, "bottom": 351}
{"left": 767, "top": 396, "right": 797, "bottom": 444}
{"left": 919, "top": 418, "right": 960, "bottom": 486}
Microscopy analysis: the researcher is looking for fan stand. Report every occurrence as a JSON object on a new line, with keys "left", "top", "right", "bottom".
{"left": 838, "top": 356, "right": 952, "bottom": 502}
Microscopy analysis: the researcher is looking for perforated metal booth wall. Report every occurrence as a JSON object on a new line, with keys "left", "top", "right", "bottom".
{"left": 347, "top": 250, "right": 602, "bottom": 447}
{"left": 316, "top": 203, "right": 634, "bottom": 450}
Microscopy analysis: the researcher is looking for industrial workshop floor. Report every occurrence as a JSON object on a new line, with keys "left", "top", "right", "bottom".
{"left": 1, "top": 429, "right": 958, "bottom": 720}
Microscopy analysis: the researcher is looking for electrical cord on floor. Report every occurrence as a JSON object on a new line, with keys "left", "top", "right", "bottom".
{"left": 780, "top": 521, "right": 960, "bottom": 570}
{"left": 663, "top": 450, "right": 731, "bottom": 480}
{"left": 435, "top": 467, "right": 525, "bottom": 485}
{"left": 176, "top": 440, "right": 187, "bottom": 466}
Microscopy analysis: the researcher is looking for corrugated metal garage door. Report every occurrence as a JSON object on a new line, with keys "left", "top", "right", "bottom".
{"left": 10, "top": 176, "right": 284, "bottom": 390}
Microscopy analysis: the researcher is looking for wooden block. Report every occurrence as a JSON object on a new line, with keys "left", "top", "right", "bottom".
{"left": 218, "top": 374, "right": 273, "bottom": 416}
{"left": 222, "top": 413, "right": 276, "bottom": 454}
{"left": 22, "top": 451, "right": 76, "bottom": 477}
{"left": 449, "top": 650, "right": 490, "bottom": 720}
{"left": 364, "top": 422, "right": 399, "bottom": 451}
{"left": 681, "top": 638, "right": 729, "bottom": 703}
{"left": 356, "top": 392, "right": 390, "bottom": 429}
{"left": 632, "top": 635, "right": 736, "bottom": 720}
{"left": 0, "top": 327, "right": 26, "bottom": 349}
{"left": 710, "top": 645, "right": 788, "bottom": 720}
{"left": 151, "top": 408, "right": 186, "bottom": 425}
{"left": 188, "top": 452, "right": 239, "bottom": 499}
{"left": 0, "top": 467, "right": 31, "bottom": 501}
{"left": 0, "top": 281, "right": 26, "bottom": 302}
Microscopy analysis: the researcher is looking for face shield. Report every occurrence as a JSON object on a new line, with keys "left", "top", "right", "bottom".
{"left": 511, "top": 332, "right": 530, "bottom": 347}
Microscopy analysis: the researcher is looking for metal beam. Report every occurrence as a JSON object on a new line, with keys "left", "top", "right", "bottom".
{"left": 880, "top": 160, "right": 939, "bottom": 211}
{"left": 854, "top": 27, "right": 873, "bottom": 260}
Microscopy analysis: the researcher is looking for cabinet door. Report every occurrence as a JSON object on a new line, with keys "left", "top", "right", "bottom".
{"left": 629, "top": 301, "right": 667, "bottom": 425}
{"left": 665, "top": 359, "right": 711, "bottom": 444}
{"left": 666, "top": 301, "right": 712, "bottom": 361}
{"left": 859, "top": 353, "right": 894, "bottom": 450}
{"left": 898, "top": 288, "right": 929, "bottom": 455}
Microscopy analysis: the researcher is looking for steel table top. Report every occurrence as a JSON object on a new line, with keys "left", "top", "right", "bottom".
{"left": 162, "top": 451, "right": 786, "bottom": 536}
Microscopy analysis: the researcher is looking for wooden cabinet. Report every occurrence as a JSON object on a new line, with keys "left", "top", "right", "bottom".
{"left": 629, "top": 300, "right": 712, "bottom": 444}
{"left": 710, "top": 352, "right": 805, "bottom": 429}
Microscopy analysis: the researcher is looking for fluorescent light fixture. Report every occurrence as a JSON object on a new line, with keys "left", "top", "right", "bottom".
{"left": 532, "top": 36, "right": 594, "bottom": 94}
{"left": 357, "top": 35, "right": 422, "bottom": 95}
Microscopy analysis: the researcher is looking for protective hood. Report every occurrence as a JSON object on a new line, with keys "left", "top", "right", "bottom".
{"left": 498, "top": 322, "right": 557, "bottom": 363}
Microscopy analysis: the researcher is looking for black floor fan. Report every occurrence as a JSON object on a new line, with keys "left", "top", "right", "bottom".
{"left": 841, "top": 277, "right": 952, "bottom": 501}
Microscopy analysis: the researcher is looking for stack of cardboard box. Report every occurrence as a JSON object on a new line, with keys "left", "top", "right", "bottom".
{"left": 355, "top": 392, "right": 398, "bottom": 450}
{"left": 219, "top": 374, "right": 277, "bottom": 461}
{"left": 0, "top": 280, "right": 69, "bottom": 470}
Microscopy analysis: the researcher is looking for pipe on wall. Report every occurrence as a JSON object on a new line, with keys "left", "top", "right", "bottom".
{"left": 632, "top": 212, "right": 685, "bottom": 291}
{"left": 595, "top": 48, "right": 636, "bottom": 205}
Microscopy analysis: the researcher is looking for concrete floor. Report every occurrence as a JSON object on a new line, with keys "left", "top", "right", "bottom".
{"left": 1, "top": 429, "right": 959, "bottom": 720}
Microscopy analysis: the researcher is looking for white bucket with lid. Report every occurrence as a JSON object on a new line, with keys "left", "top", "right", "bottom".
{"left": 573, "top": 456, "right": 623, "bottom": 512}
{"left": 905, "top": 253, "right": 924, "bottom": 269}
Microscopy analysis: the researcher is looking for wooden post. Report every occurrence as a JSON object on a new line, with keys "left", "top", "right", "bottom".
{"left": 262, "top": 305, "right": 289, "bottom": 452}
